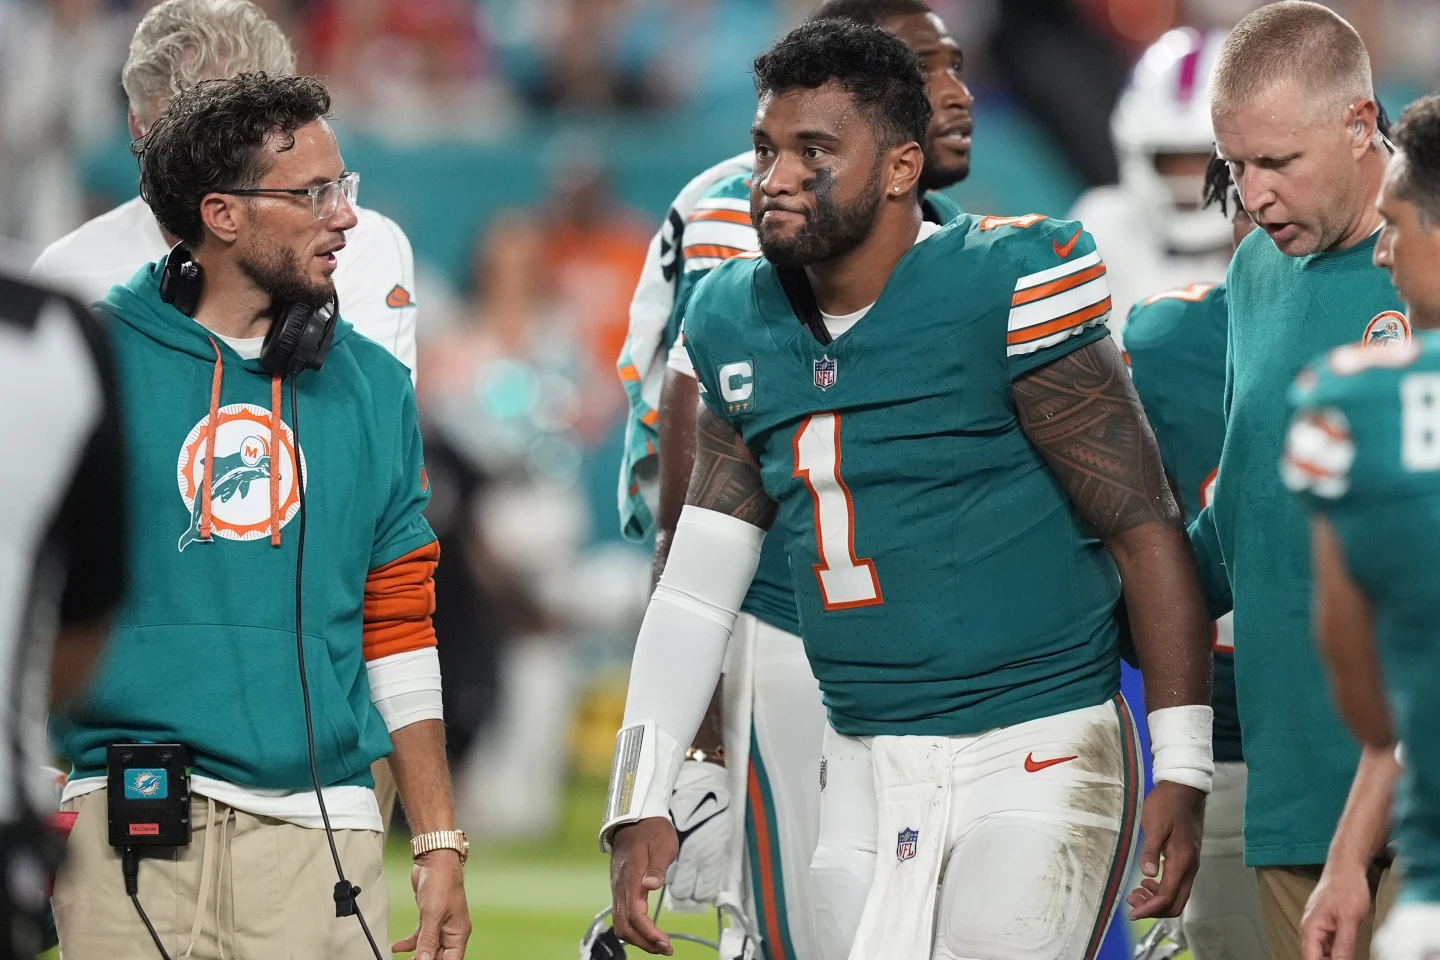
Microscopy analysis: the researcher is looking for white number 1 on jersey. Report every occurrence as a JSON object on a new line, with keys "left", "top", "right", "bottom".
{"left": 793, "top": 413, "right": 884, "bottom": 610}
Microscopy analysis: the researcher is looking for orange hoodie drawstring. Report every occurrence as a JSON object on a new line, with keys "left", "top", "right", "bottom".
{"left": 270, "top": 375, "right": 282, "bottom": 547}
{"left": 201, "top": 338, "right": 285, "bottom": 547}
{"left": 200, "top": 339, "right": 223, "bottom": 541}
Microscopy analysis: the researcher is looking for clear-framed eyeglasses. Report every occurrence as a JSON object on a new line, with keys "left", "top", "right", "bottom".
{"left": 220, "top": 172, "right": 360, "bottom": 220}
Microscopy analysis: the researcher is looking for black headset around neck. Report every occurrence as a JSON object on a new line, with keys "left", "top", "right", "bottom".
{"left": 158, "top": 242, "right": 339, "bottom": 376}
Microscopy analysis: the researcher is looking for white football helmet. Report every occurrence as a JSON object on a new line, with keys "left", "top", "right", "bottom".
{"left": 1112, "top": 27, "right": 1231, "bottom": 254}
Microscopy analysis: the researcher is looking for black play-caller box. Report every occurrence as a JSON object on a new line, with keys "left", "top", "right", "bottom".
{"left": 106, "top": 743, "right": 191, "bottom": 848}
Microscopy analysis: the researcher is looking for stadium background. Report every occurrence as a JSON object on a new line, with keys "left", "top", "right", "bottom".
{"left": 2, "top": 0, "right": 1438, "bottom": 956}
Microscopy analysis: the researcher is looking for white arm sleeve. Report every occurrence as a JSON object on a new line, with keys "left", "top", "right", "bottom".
{"left": 601, "top": 505, "right": 765, "bottom": 849}
{"left": 366, "top": 647, "right": 444, "bottom": 732}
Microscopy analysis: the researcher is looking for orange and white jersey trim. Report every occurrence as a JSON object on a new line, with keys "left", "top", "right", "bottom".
{"left": 1282, "top": 405, "right": 1355, "bottom": 500}
{"left": 684, "top": 197, "right": 757, "bottom": 273}
{"left": 1006, "top": 250, "right": 1113, "bottom": 357}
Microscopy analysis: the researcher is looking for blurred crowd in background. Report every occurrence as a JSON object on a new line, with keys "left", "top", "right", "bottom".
{"left": 3, "top": 0, "right": 1439, "bottom": 844}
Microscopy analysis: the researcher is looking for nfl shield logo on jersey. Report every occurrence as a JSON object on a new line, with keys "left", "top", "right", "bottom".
{"left": 896, "top": 827, "right": 918, "bottom": 863}
{"left": 813, "top": 355, "right": 837, "bottom": 391}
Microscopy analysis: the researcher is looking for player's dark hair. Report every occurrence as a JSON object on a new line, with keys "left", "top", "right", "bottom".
{"left": 1202, "top": 153, "right": 1237, "bottom": 216}
{"left": 1391, "top": 95, "right": 1440, "bottom": 227}
{"left": 808, "top": 0, "right": 932, "bottom": 26}
{"left": 135, "top": 72, "right": 331, "bottom": 247}
{"left": 754, "top": 19, "right": 932, "bottom": 152}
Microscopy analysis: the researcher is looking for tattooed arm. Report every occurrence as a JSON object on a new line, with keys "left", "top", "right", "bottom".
{"left": 1011, "top": 336, "right": 1210, "bottom": 707}
{"left": 686, "top": 406, "right": 778, "bottom": 526}
{"left": 1012, "top": 335, "right": 1211, "bottom": 921}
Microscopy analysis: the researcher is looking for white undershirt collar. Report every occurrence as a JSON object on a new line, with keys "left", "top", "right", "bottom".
{"left": 818, "top": 220, "right": 941, "bottom": 339}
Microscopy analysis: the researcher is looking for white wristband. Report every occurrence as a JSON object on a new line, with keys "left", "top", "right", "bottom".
{"left": 1148, "top": 705, "right": 1214, "bottom": 794}
{"left": 600, "top": 721, "right": 684, "bottom": 852}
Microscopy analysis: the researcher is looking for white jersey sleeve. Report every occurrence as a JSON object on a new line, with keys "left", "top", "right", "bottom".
{"left": 332, "top": 207, "right": 419, "bottom": 384}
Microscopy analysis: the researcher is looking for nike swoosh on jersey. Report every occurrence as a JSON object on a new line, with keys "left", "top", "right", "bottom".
{"left": 1052, "top": 227, "right": 1083, "bottom": 259}
{"left": 1023, "top": 752, "right": 1078, "bottom": 773}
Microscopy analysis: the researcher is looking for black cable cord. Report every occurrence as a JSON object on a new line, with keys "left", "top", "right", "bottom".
{"left": 123, "top": 846, "right": 173, "bottom": 960}
{"left": 289, "top": 382, "right": 384, "bottom": 960}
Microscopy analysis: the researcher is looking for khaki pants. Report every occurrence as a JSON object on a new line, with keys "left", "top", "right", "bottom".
{"left": 372, "top": 759, "right": 399, "bottom": 835}
{"left": 1257, "top": 861, "right": 1399, "bottom": 960}
{"left": 52, "top": 789, "right": 388, "bottom": 960}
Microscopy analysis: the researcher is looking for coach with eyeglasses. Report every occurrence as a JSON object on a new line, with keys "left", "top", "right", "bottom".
{"left": 47, "top": 73, "right": 470, "bottom": 960}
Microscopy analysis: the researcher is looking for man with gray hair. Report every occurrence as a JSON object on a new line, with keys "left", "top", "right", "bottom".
{"left": 1190, "top": 3, "right": 1403, "bottom": 958}
{"left": 31, "top": 0, "right": 419, "bottom": 381}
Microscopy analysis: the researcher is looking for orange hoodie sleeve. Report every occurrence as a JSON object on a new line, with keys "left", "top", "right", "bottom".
{"left": 364, "top": 541, "right": 439, "bottom": 661}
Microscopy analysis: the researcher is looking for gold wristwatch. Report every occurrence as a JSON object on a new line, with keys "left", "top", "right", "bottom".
{"left": 411, "top": 829, "right": 470, "bottom": 865}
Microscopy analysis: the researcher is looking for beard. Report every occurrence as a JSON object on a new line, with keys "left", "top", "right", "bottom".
{"left": 755, "top": 164, "right": 885, "bottom": 268}
{"left": 238, "top": 236, "right": 334, "bottom": 311}
{"left": 919, "top": 140, "right": 969, "bottom": 192}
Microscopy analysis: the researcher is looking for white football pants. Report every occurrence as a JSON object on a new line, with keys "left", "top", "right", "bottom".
{"left": 1181, "top": 761, "right": 1266, "bottom": 960}
{"left": 722, "top": 613, "right": 827, "bottom": 960}
{"left": 809, "top": 697, "right": 1143, "bottom": 960}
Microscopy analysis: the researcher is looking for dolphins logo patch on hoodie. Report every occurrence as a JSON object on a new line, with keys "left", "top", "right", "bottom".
{"left": 176, "top": 403, "right": 306, "bottom": 551}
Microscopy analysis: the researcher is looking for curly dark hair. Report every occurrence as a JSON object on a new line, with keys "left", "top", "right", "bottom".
{"left": 1392, "top": 95, "right": 1440, "bottom": 227}
{"left": 753, "top": 19, "right": 932, "bottom": 152}
{"left": 807, "top": 0, "right": 933, "bottom": 25}
{"left": 134, "top": 72, "right": 332, "bottom": 247}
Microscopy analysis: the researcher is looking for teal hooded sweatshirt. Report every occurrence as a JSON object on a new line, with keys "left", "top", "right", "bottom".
{"left": 51, "top": 258, "right": 435, "bottom": 791}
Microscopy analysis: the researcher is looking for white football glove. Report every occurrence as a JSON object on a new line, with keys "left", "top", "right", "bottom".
{"left": 665, "top": 759, "right": 732, "bottom": 912}
{"left": 1374, "top": 902, "right": 1440, "bottom": 960}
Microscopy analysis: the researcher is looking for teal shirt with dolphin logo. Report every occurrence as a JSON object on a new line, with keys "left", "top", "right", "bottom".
{"left": 51, "top": 256, "right": 435, "bottom": 791}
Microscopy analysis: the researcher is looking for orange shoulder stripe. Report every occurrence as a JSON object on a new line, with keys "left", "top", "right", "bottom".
{"left": 1006, "top": 298, "right": 1112, "bottom": 345}
{"left": 1011, "top": 263, "right": 1108, "bottom": 307}
{"left": 688, "top": 208, "right": 752, "bottom": 226}
{"left": 1282, "top": 454, "right": 1339, "bottom": 480}
{"left": 683, "top": 243, "right": 750, "bottom": 261}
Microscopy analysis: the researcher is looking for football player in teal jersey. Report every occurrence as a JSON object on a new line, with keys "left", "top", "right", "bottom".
{"left": 602, "top": 19, "right": 1215, "bottom": 960}
{"left": 1284, "top": 95, "right": 1440, "bottom": 960}
{"left": 612, "top": 3, "right": 974, "bottom": 957}
{"left": 1127, "top": 184, "right": 1267, "bottom": 960}
{"left": 1196, "top": 5, "right": 1404, "bottom": 957}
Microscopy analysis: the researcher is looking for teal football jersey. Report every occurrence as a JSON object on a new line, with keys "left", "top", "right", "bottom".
{"left": 1192, "top": 229, "right": 1405, "bottom": 866}
{"left": 668, "top": 174, "right": 966, "bottom": 638}
{"left": 1124, "top": 283, "right": 1242, "bottom": 763}
{"left": 1284, "top": 332, "right": 1440, "bottom": 902}
{"left": 684, "top": 214, "right": 1121, "bottom": 736}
